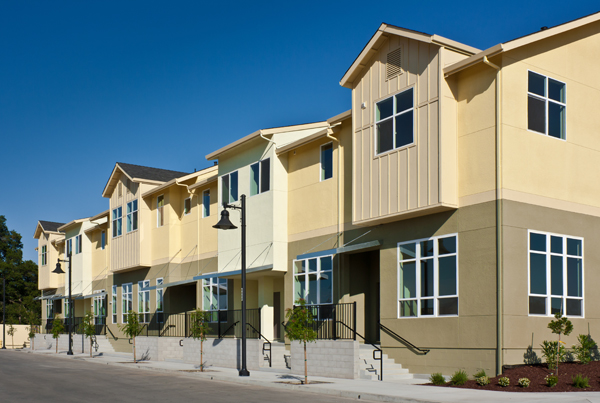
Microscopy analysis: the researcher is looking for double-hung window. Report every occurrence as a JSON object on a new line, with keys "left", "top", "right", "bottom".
{"left": 203, "top": 277, "right": 228, "bottom": 322}
{"left": 157, "top": 195, "right": 164, "bottom": 227}
{"left": 202, "top": 190, "right": 210, "bottom": 218}
{"left": 122, "top": 283, "right": 132, "bottom": 323}
{"left": 66, "top": 238, "right": 72, "bottom": 256}
{"left": 398, "top": 234, "right": 458, "bottom": 318}
{"left": 528, "top": 71, "right": 566, "bottom": 139}
{"left": 184, "top": 197, "right": 191, "bottom": 215}
{"left": 127, "top": 200, "right": 138, "bottom": 232}
{"left": 111, "top": 285, "right": 117, "bottom": 324}
{"left": 375, "top": 87, "right": 414, "bottom": 155}
{"left": 293, "top": 255, "right": 333, "bottom": 306}
{"left": 112, "top": 207, "right": 122, "bottom": 237}
{"left": 41, "top": 245, "right": 47, "bottom": 266}
{"left": 75, "top": 235, "right": 82, "bottom": 254}
{"left": 156, "top": 278, "right": 164, "bottom": 322}
{"left": 138, "top": 280, "right": 150, "bottom": 323}
{"left": 529, "top": 231, "right": 583, "bottom": 317}
{"left": 250, "top": 159, "right": 270, "bottom": 196}
{"left": 93, "top": 291, "right": 106, "bottom": 325}
{"left": 101, "top": 231, "right": 106, "bottom": 250}
{"left": 321, "top": 143, "right": 333, "bottom": 181}
{"left": 221, "top": 171, "right": 238, "bottom": 205}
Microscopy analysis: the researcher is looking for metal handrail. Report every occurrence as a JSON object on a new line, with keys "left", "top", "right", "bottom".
{"left": 218, "top": 321, "right": 239, "bottom": 339}
{"left": 246, "top": 323, "right": 271, "bottom": 368}
{"left": 136, "top": 324, "right": 148, "bottom": 337}
{"left": 379, "top": 322, "right": 430, "bottom": 355}
{"left": 336, "top": 320, "right": 384, "bottom": 381}
{"left": 107, "top": 326, "right": 118, "bottom": 340}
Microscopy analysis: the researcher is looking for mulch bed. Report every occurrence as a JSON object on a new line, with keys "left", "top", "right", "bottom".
{"left": 427, "top": 361, "right": 600, "bottom": 392}
{"left": 275, "top": 381, "right": 332, "bottom": 385}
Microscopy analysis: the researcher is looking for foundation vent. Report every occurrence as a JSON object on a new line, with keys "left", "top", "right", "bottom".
{"left": 386, "top": 48, "right": 402, "bottom": 80}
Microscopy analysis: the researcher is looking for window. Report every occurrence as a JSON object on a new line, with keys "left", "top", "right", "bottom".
{"left": 528, "top": 71, "right": 566, "bottom": 139}
{"left": 111, "top": 285, "right": 117, "bottom": 324}
{"left": 221, "top": 171, "right": 238, "bottom": 205}
{"left": 112, "top": 207, "right": 122, "bottom": 237}
{"left": 293, "top": 255, "right": 333, "bottom": 305}
{"left": 184, "top": 197, "right": 191, "bottom": 215}
{"left": 203, "top": 277, "right": 228, "bottom": 322}
{"left": 41, "top": 245, "right": 47, "bottom": 266}
{"left": 138, "top": 280, "right": 150, "bottom": 323}
{"left": 250, "top": 159, "right": 270, "bottom": 196}
{"left": 156, "top": 278, "right": 164, "bottom": 322}
{"left": 528, "top": 231, "right": 583, "bottom": 317}
{"left": 101, "top": 231, "right": 106, "bottom": 250}
{"left": 122, "top": 283, "right": 132, "bottom": 323}
{"left": 64, "top": 299, "right": 71, "bottom": 321}
{"left": 398, "top": 234, "right": 458, "bottom": 318}
{"left": 157, "top": 195, "right": 164, "bottom": 227}
{"left": 66, "top": 238, "right": 72, "bottom": 256}
{"left": 127, "top": 200, "right": 138, "bottom": 232}
{"left": 320, "top": 143, "right": 333, "bottom": 181}
{"left": 375, "top": 87, "right": 414, "bottom": 154}
{"left": 46, "top": 299, "right": 53, "bottom": 319}
{"left": 202, "top": 190, "right": 210, "bottom": 218}
{"left": 93, "top": 291, "right": 106, "bottom": 325}
{"left": 75, "top": 234, "right": 82, "bottom": 254}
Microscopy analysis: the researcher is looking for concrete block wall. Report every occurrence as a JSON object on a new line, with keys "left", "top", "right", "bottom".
{"left": 32, "top": 334, "right": 54, "bottom": 350}
{"left": 182, "top": 338, "right": 263, "bottom": 370}
{"left": 32, "top": 334, "right": 91, "bottom": 354}
{"left": 136, "top": 337, "right": 183, "bottom": 361}
{"left": 291, "top": 340, "right": 359, "bottom": 379}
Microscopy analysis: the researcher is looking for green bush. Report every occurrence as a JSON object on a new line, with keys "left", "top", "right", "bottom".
{"left": 498, "top": 377, "right": 510, "bottom": 387}
{"left": 572, "top": 374, "right": 590, "bottom": 388}
{"left": 518, "top": 378, "right": 530, "bottom": 387}
{"left": 572, "top": 334, "right": 597, "bottom": 365}
{"left": 429, "top": 373, "right": 446, "bottom": 385}
{"left": 541, "top": 340, "right": 567, "bottom": 370}
{"left": 545, "top": 374, "right": 558, "bottom": 387}
{"left": 476, "top": 376, "right": 490, "bottom": 386}
{"left": 473, "top": 369, "right": 486, "bottom": 379}
{"left": 449, "top": 370, "right": 468, "bottom": 386}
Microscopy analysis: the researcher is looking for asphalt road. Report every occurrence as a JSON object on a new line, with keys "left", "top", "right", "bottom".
{"left": 0, "top": 351, "right": 359, "bottom": 403}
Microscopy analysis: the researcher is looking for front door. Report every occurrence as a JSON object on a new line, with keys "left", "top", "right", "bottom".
{"left": 273, "top": 292, "right": 281, "bottom": 340}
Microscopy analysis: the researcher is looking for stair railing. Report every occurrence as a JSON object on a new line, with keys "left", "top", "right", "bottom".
{"left": 107, "top": 326, "right": 118, "bottom": 341}
{"left": 379, "top": 322, "right": 430, "bottom": 355}
{"left": 246, "top": 323, "right": 271, "bottom": 368}
{"left": 218, "top": 321, "right": 239, "bottom": 339}
{"left": 336, "top": 321, "right": 383, "bottom": 381}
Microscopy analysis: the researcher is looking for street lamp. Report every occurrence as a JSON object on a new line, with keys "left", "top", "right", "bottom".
{"left": 2, "top": 273, "right": 5, "bottom": 350}
{"left": 53, "top": 252, "right": 73, "bottom": 355}
{"left": 213, "top": 194, "right": 249, "bottom": 376}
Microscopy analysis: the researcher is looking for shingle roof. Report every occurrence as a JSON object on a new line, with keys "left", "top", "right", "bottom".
{"left": 39, "top": 221, "right": 65, "bottom": 233}
{"left": 117, "top": 162, "right": 189, "bottom": 182}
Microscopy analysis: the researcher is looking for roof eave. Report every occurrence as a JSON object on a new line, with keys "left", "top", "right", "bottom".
{"left": 57, "top": 218, "right": 90, "bottom": 232}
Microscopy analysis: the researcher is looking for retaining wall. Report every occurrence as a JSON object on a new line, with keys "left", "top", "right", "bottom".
{"left": 290, "top": 340, "right": 359, "bottom": 379}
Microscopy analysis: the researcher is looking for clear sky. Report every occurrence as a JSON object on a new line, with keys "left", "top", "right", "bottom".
{"left": 1, "top": 0, "right": 598, "bottom": 262}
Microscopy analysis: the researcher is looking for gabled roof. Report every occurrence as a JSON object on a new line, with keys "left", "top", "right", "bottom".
{"left": 58, "top": 217, "right": 91, "bottom": 232}
{"left": 34, "top": 221, "right": 65, "bottom": 239}
{"left": 340, "top": 23, "right": 480, "bottom": 88}
{"left": 102, "top": 162, "right": 190, "bottom": 198}
{"left": 444, "top": 11, "right": 600, "bottom": 76}
{"left": 142, "top": 165, "right": 219, "bottom": 198}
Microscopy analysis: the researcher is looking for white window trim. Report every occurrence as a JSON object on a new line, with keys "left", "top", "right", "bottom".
{"left": 292, "top": 255, "right": 334, "bottom": 306}
{"left": 112, "top": 207, "right": 123, "bottom": 238}
{"left": 220, "top": 171, "right": 239, "bottom": 205}
{"left": 527, "top": 70, "right": 567, "bottom": 141}
{"left": 156, "top": 278, "right": 164, "bottom": 313}
{"left": 320, "top": 142, "right": 333, "bottom": 182}
{"left": 374, "top": 86, "right": 416, "bottom": 157}
{"left": 202, "top": 190, "right": 210, "bottom": 218}
{"left": 527, "top": 230, "right": 584, "bottom": 318}
{"left": 138, "top": 280, "right": 150, "bottom": 323}
{"left": 41, "top": 245, "right": 47, "bottom": 266}
{"left": 111, "top": 285, "right": 117, "bottom": 324}
{"left": 122, "top": 283, "right": 133, "bottom": 323}
{"left": 202, "top": 276, "right": 228, "bottom": 322}
{"left": 157, "top": 195, "right": 164, "bottom": 227}
{"left": 397, "top": 234, "right": 459, "bottom": 319}
{"left": 184, "top": 197, "right": 191, "bottom": 216}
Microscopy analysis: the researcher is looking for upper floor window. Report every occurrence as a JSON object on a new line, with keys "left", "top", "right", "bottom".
{"left": 528, "top": 71, "right": 566, "bottom": 139}
{"left": 398, "top": 234, "right": 458, "bottom": 318}
{"left": 375, "top": 87, "right": 414, "bottom": 155}
{"left": 293, "top": 255, "right": 333, "bottom": 306}
{"left": 529, "top": 231, "right": 583, "bottom": 317}
{"left": 75, "top": 234, "right": 82, "bottom": 254}
{"left": 221, "top": 171, "right": 238, "bottom": 205}
{"left": 250, "top": 159, "right": 270, "bottom": 196}
{"left": 127, "top": 200, "right": 138, "bottom": 232}
{"left": 41, "top": 245, "right": 47, "bottom": 266}
{"left": 202, "top": 190, "right": 210, "bottom": 218}
{"left": 321, "top": 143, "right": 333, "bottom": 181}
{"left": 184, "top": 197, "right": 191, "bottom": 215}
{"left": 101, "top": 231, "right": 106, "bottom": 250}
{"left": 112, "top": 207, "right": 122, "bottom": 238}
{"left": 66, "top": 238, "right": 72, "bottom": 256}
{"left": 157, "top": 195, "right": 164, "bottom": 227}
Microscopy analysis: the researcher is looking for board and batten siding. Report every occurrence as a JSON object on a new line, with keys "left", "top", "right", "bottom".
{"left": 352, "top": 36, "right": 452, "bottom": 225}
{"left": 110, "top": 178, "right": 141, "bottom": 272}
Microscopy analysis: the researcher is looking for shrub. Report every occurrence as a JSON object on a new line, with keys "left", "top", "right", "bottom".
{"left": 518, "top": 378, "right": 530, "bottom": 388}
{"left": 572, "top": 374, "right": 590, "bottom": 388}
{"left": 476, "top": 376, "right": 490, "bottom": 386}
{"left": 545, "top": 374, "right": 558, "bottom": 387}
{"left": 429, "top": 373, "right": 446, "bottom": 385}
{"left": 449, "top": 370, "right": 468, "bottom": 386}
{"left": 473, "top": 369, "right": 486, "bottom": 379}
{"left": 498, "top": 377, "right": 510, "bottom": 387}
{"left": 541, "top": 340, "right": 567, "bottom": 370}
{"left": 572, "top": 334, "right": 597, "bottom": 365}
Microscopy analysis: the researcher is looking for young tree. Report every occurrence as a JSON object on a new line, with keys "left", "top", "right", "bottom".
{"left": 26, "top": 310, "right": 38, "bottom": 350}
{"left": 82, "top": 311, "right": 96, "bottom": 358}
{"left": 548, "top": 311, "right": 573, "bottom": 377}
{"left": 285, "top": 298, "right": 318, "bottom": 385}
{"left": 27, "top": 326, "right": 36, "bottom": 350}
{"left": 190, "top": 309, "right": 211, "bottom": 371}
{"left": 7, "top": 324, "right": 15, "bottom": 349}
{"left": 119, "top": 310, "right": 142, "bottom": 363}
{"left": 51, "top": 314, "right": 64, "bottom": 354}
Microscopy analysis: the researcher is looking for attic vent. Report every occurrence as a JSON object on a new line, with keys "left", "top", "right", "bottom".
{"left": 386, "top": 48, "right": 402, "bottom": 80}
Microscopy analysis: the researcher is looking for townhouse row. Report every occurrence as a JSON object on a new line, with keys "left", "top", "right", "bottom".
{"left": 35, "top": 12, "right": 600, "bottom": 376}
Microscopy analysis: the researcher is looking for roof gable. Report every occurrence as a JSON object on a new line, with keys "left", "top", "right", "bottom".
{"left": 102, "top": 162, "right": 190, "bottom": 198}
{"left": 34, "top": 220, "right": 65, "bottom": 239}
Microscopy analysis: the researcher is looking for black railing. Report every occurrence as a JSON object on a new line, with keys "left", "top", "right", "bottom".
{"left": 40, "top": 317, "right": 106, "bottom": 336}
{"left": 379, "top": 322, "right": 430, "bottom": 355}
{"left": 285, "top": 302, "right": 356, "bottom": 340}
{"left": 247, "top": 322, "right": 271, "bottom": 367}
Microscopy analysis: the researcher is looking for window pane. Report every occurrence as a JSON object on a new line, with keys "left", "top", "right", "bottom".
{"left": 230, "top": 172, "right": 238, "bottom": 202}
{"left": 528, "top": 96, "right": 546, "bottom": 133}
{"left": 203, "top": 191, "right": 210, "bottom": 217}
{"left": 395, "top": 88, "right": 413, "bottom": 113}
{"left": 567, "top": 238, "right": 582, "bottom": 256}
{"left": 260, "top": 159, "right": 270, "bottom": 193}
{"left": 551, "top": 297, "right": 562, "bottom": 315}
{"left": 567, "top": 257, "right": 583, "bottom": 297}
{"left": 321, "top": 143, "right": 333, "bottom": 181}
{"left": 438, "top": 236, "right": 456, "bottom": 255}
{"left": 551, "top": 236, "right": 563, "bottom": 254}
{"left": 420, "top": 259, "right": 434, "bottom": 297}
{"left": 399, "top": 261, "right": 416, "bottom": 299}
{"left": 320, "top": 256, "right": 332, "bottom": 272}
{"left": 529, "top": 296, "right": 546, "bottom": 315}
{"left": 399, "top": 300, "right": 417, "bottom": 317}
{"left": 566, "top": 299, "right": 582, "bottom": 316}
{"left": 395, "top": 112, "right": 413, "bottom": 148}
{"left": 530, "top": 253, "right": 546, "bottom": 294}
{"left": 319, "top": 271, "right": 332, "bottom": 304}
{"left": 528, "top": 71, "right": 546, "bottom": 96}
{"left": 438, "top": 256, "right": 457, "bottom": 296}
{"left": 377, "top": 119, "right": 393, "bottom": 154}
{"left": 420, "top": 299, "right": 434, "bottom": 316}
{"left": 307, "top": 273, "right": 317, "bottom": 305}
{"left": 550, "top": 255, "right": 563, "bottom": 296}
{"left": 530, "top": 233, "right": 546, "bottom": 252}
{"left": 548, "top": 102, "right": 565, "bottom": 139}
{"left": 250, "top": 163, "right": 259, "bottom": 196}
{"left": 399, "top": 243, "right": 416, "bottom": 260}
{"left": 376, "top": 97, "right": 393, "bottom": 121}
{"left": 203, "top": 284, "right": 211, "bottom": 310}
{"left": 294, "top": 275, "right": 305, "bottom": 301}
{"left": 548, "top": 79, "right": 565, "bottom": 103}
{"left": 308, "top": 259, "right": 317, "bottom": 272}
{"left": 221, "top": 176, "right": 229, "bottom": 205}
{"left": 294, "top": 260, "right": 305, "bottom": 274}
{"left": 218, "top": 279, "right": 227, "bottom": 310}
{"left": 420, "top": 240, "right": 434, "bottom": 257}
{"left": 211, "top": 284, "right": 218, "bottom": 310}
{"left": 438, "top": 298, "right": 458, "bottom": 316}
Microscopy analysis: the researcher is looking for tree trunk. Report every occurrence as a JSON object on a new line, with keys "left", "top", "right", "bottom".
{"left": 90, "top": 338, "right": 93, "bottom": 358}
{"left": 133, "top": 336, "right": 137, "bottom": 363}
{"left": 304, "top": 340, "right": 308, "bottom": 385}
{"left": 55, "top": 337, "right": 58, "bottom": 354}
{"left": 557, "top": 336, "right": 560, "bottom": 378}
{"left": 200, "top": 339, "right": 204, "bottom": 371}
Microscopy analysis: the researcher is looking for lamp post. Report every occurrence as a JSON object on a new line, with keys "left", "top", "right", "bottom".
{"left": 213, "top": 194, "right": 249, "bottom": 376}
{"left": 53, "top": 252, "right": 73, "bottom": 355}
{"left": 2, "top": 274, "right": 5, "bottom": 350}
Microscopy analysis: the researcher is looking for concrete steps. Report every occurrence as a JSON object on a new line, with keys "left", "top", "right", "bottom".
{"left": 94, "top": 336, "right": 116, "bottom": 354}
{"left": 266, "top": 341, "right": 290, "bottom": 369}
{"left": 358, "top": 344, "right": 412, "bottom": 381}
{"left": 106, "top": 336, "right": 134, "bottom": 353}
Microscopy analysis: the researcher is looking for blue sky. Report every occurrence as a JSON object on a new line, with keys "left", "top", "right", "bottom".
{"left": 1, "top": 1, "right": 598, "bottom": 262}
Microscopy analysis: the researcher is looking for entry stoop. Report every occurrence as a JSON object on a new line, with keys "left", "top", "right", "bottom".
{"left": 358, "top": 344, "right": 412, "bottom": 381}
{"left": 265, "top": 342, "right": 290, "bottom": 369}
{"left": 94, "top": 336, "right": 116, "bottom": 354}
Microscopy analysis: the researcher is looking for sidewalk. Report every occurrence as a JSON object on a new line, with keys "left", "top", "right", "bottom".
{"left": 20, "top": 348, "right": 600, "bottom": 403}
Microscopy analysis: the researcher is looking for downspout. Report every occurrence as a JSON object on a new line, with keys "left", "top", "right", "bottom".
{"left": 483, "top": 55, "right": 503, "bottom": 376}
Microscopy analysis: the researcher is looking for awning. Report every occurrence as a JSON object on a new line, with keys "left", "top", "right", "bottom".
{"left": 35, "top": 294, "right": 61, "bottom": 301}
{"left": 74, "top": 291, "right": 107, "bottom": 300}
{"left": 296, "top": 240, "right": 382, "bottom": 260}
{"left": 141, "top": 278, "right": 197, "bottom": 292}
{"left": 193, "top": 264, "right": 273, "bottom": 281}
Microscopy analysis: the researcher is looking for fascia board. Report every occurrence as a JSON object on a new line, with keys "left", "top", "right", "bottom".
{"left": 102, "top": 164, "right": 133, "bottom": 198}
{"left": 276, "top": 126, "right": 341, "bottom": 155}
{"left": 340, "top": 27, "right": 387, "bottom": 89}
{"left": 188, "top": 175, "right": 218, "bottom": 191}
{"left": 443, "top": 44, "right": 504, "bottom": 77}
{"left": 89, "top": 210, "right": 109, "bottom": 221}
{"left": 327, "top": 109, "right": 352, "bottom": 125}
{"left": 431, "top": 34, "right": 480, "bottom": 55}
{"left": 58, "top": 218, "right": 90, "bottom": 232}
